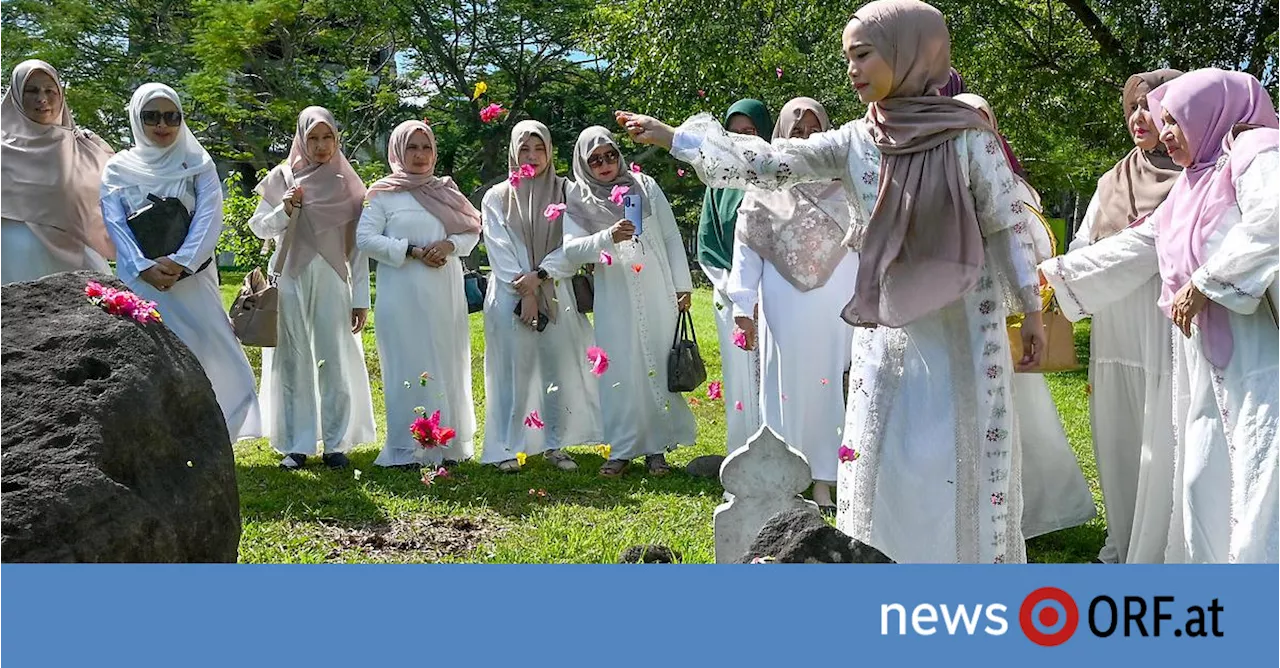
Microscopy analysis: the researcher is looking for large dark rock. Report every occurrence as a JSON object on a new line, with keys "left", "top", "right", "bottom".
{"left": 739, "top": 508, "right": 894, "bottom": 564}
{"left": 2, "top": 271, "right": 240, "bottom": 562}
{"left": 618, "top": 544, "right": 682, "bottom": 564}
{"left": 685, "top": 454, "right": 724, "bottom": 478}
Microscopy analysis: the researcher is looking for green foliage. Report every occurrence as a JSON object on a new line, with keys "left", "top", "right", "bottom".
{"left": 218, "top": 170, "right": 271, "bottom": 270}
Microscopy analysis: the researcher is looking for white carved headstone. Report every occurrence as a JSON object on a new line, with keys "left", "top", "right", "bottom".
{"left": 714, "top": 425, "right": 818, "bottom": 563}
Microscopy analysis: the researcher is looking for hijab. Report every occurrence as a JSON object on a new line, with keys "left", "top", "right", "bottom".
{"left": 1089, "top": 69, "right": 1184, "bottom": 241}
{"left": 367, "top": 120, "right": 481, "bottom": 235}
{"left": 735, "top": 97, "right": 850, "bottom": 291}
{"left": 696, "top": 98, "right": 774, "bottom": 270}
{"left": 938, "top": 67, "right": 966, "bottom": 96}
{"left": 102, "top": 83, "right": 213, "bottom": 192}
{"left": 843, "top": 0, "right": 993, "bottom": 328}
{"left": 1, "top": 59, "right": 117, "bottom": 264}
{"left": 490, "top": 120, "right": 565, "bottom": 321}
{"left": 255, "top": 106, "right": 366, "bottom": 280}
{"left": 566, "top": 125, "right": 638, "bottom": 233}
{"left": 1147, "top": 68, "right": 1279, "bottom": 367}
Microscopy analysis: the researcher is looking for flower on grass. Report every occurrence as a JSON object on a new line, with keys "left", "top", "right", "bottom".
{"left": 689, "top": 397, "right": 701, "bottom": 407}
{"left": 524, "top": 410, "right": 545, "bottom": 429}
{"left": 421, "top": 466, "right": 449, "bottom": 486}
{"left": 586, "top": 346, "right": 609, "bottom": 376}
{"left": 596, "top": 444, "right": 612, "bottom": 459}
{"left": 515, "top": 452, "right": 528, "bottom": 466}
{"left": 479, "top": 103, "right": 505, "bottom": 123}
{"left": 838, "top": 445, "right": 860, "bottom": 463}
{"left": 707, "top": 381, "right": 723, "bottom": 400}
{"left": 697, "top": 89, "right": 706, "bottom": 98}
{"left": 354, "top": 469, "right": 362, "bottom": 480}
{"left": 544, "top": 203, "right": 566, "bottom": 221}
{"left": 599, "top": 250, "right": 614, "bottom": 266}
{"left": 528, "top": 488, "right": 549, "bottom": 499}
{"left": 609, "top": 184, "right": 630, "bottom": 206}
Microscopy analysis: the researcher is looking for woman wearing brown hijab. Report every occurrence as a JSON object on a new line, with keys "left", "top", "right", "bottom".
{"left": 1066, "top": 69, "right": 1183, "bottom": 564}
{"left": 617, "top": 0, "right": 1045, "bottom": 563}
{"left": 1, "top": 59, "right": 116, "bottom": 283}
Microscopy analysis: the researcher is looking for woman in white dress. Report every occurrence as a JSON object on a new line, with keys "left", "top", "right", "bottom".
{"left": 727, "top": 97, "right": 857, "bottom": 513}
{"left": 2, "top": 59, "right": 116, "bottom": 283}
{"left": 1041, "top": 69, "right": 1278, "bottom": 563}
{"left": 99, "top": 83, "right": 261, "bottom": 441}
{"left": 564, "top": 126, "right": 697, "bottom": 477}
{"left": 955, "top": 93, "right": 1097, "bottom": 542}
{"left": 479, "top": 120, "right": 602, "bottom": 473}
{"left": 698, "top": 100, "right": 770, "bottom": 455}
{"left": 358, "top": 120, "right": 480, "bottom": 469}
{"left": 618, "top": 0, "right": 1047, "bottom": 563}
{"left": 249, "top": 106, "right": 375, "bottom": 469}
{"left": 1061, "top": 69, "right": 1183, "bottom": 563}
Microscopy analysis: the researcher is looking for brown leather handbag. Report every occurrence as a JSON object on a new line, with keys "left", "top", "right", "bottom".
{"left": 229, "top": 228, "right": 290, "bottom": 348}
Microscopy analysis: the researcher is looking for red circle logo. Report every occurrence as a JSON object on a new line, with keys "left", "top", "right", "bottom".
{"left": 1019, "top": 587, "right": 1079, "bottom": 646}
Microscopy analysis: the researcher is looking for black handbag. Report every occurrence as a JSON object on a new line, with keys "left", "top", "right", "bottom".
{"left": 514, "top": 298, "right": 549, "bottom": 332}
{"left": 126, "top": 191, "right": 212, "bottom": 279}
{"left": 667, "top": 309, "right": 707, "bottom": 392}
{"left": 464, "top": 270, "right": 487, "bottom": 314}
{"left": 571, "top": 267, "right": 594, "bottom": 314}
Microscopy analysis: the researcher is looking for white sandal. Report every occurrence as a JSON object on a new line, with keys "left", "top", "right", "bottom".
{"left": 544, "top": 449, "right": 579, "bottom": 471}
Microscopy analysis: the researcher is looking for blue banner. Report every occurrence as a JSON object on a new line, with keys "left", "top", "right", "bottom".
{"left": 2, "top": 565, "right": 1275, "bottom": 666}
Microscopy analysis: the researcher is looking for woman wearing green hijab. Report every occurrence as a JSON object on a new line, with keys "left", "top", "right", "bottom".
{"left": 698, "top": 98, "right": 773, "bottom": 456}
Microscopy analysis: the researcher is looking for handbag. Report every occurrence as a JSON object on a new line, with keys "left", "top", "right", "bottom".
{"left": 1007, "top": 293, "right": 1081, "bottom": 373}
{"left": 464, "top": 270, "right": 487, "bottom": 314}
{"left": 229, "top": 220, "right": 291, "bottom": 348}
{"left": 667, "top": 309, "right": 707, "bottom": 392}
{"left": 126, "top": 188, "right": 212, "bottom": 280}
{"left": 572, "top": 266, "right": 594, "bottom": 314}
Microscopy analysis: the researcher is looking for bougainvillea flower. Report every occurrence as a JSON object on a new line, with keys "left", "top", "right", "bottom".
{"left": 479, "top": 103, "right": 505, "bottom": 123}
{"left": 524, "top": 410, "right": 545, "bottom": 429}
{"left": 609, "top": 184, "right": 630, "bottom": 206}
{"left": 544, "top": 203, "right": 566, "bottom": 221}
{"left": 707, "top": 381, "right": 723, "bottom": 400}
{"left": 598, "top": 250, "right": 613, "bottom": 266}
{"left": 586, "top": 346, "right": 609, "bottom": 376}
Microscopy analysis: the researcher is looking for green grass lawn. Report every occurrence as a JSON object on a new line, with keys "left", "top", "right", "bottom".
{"left": 220, "top": 269, "right": 1105, "bottom": 563}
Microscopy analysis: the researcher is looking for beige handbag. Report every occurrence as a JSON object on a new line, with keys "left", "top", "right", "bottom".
{"left": 1008, "top": 203, "right": 1080, "bottom": 373}
{"left": 229, "top": 222, "right": 291, "bottom": 348}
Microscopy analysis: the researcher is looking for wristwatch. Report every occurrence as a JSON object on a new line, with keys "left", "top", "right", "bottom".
{"left": 536, "top": 267, "right": 549, "bottom": 281}
{"left": 406, "top": 244, "right": 418, "bottom": 258}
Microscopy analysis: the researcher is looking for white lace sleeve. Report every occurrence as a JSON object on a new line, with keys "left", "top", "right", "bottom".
{"left": 671, "top": 113, "right": 855, "bottom": 190}
{"left": 1193, "top": 150, "right": 1279, "bottom": 314}
{"left": 1039, "top": 216, "right": 1159, "bottom": 321}
{"left": 964, "top": 129, "right": 1040, "bottom": 315}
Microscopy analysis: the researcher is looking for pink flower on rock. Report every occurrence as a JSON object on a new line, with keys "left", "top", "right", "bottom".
{"left": 707, "top": 380, "right": 723, "bottom": 400}
{"left": 544, "top": 203, "right": 566, "bottom": 221}
{"left": 609, "top": 185, "right": 630, "bottom": 206}
{"left": 598, "top": 250, "right": 614, "bottom": 266}
{"left": 524, "top": 410, "right": 545, "bottom": 429}
{"left": 586, "top": 346, "right": 609, "bottom": 376}
{"left": 479, "top": 103, "right": 505, "bottom": 123}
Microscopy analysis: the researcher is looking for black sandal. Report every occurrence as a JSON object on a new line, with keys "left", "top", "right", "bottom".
{"left": 645, "top": 454, "right": 671, "bottom": 476}
{"left": 599, "top": 459, "right": 629, "bottom": 478}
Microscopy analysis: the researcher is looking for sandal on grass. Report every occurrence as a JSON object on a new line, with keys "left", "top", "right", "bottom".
{"left": 544, "top": 449, "right": 579, "bottom": 471}
{"left": 496, "top": 459, "right": 521, "bottom": 474}
{"left": 645, "top": 454, "right": 671, "bottom": 477}
{"left": 599, "top": 459, "right": 629, "bottom": 478}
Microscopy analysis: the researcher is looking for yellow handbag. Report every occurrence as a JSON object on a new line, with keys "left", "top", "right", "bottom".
{"left": 1007, "top": 204, "right": 1082, "bottom": 373}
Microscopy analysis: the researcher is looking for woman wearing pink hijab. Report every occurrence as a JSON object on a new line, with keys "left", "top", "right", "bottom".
{"left": 358, "top": 120, "right": 482, "bottom": 470}
{"left": 617, "top": 0, "right": 1046, "bottom": 564}
{"left": 249, "top": 107, "right": 376, "bottom": 470}
{"left": 2, "top": 59, "right": 116, "bottom": 283}
{"left": 1041, "top": 69, "right": 1278, "bottom": 563}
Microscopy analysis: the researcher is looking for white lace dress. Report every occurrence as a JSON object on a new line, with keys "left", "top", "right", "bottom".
{"left": 673, "top": 116, "right": 1042, "bottom": 563}
{"left": 1041, "top": 148, "right": 1278, "bottom": 563}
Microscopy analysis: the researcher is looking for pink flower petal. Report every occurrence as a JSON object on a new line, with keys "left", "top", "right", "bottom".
{"left": 629, "top": 163, "right": 642, "bottom": 173}
{"left": 598, "top": 250, "right": 613, "bottom": 266}
{"left": 677, "top": 168, "right": 687, "bottom": 177}
{"left": 820, "top": 378, "right": 830, "bottom": 385}
{"left": 544, "top": 203, "right": 566, "bottom": 221}
{"left": 707, "top": 380, "right": 723, "bottom": 400}
{"left": 631, "top": 263, "right": 643, "bottom": 273}
{"left": 776, "top": 67, "right": 784, "bottom": 79}
{"left": 586, "top": 346, "right": 609, "bottom": 376}
{"left": 732, "top": 329, "right": 748, "bottom": 350}
{"left": 609, "top": 184, "right": 630, "bottom": 206}
{"left": 838, "top": 445, "right": 859, "bottom": 462}
{"left": 480, "top": 103, "right": 505, "bottom": 123}
{"left": 524, "top": 410, "right": 545, "bottom": 429}
{"left": 734, "top": 401, "right": 743, "bottom": 412}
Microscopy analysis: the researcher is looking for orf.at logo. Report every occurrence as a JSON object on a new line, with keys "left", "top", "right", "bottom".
{"left": 1020, "top": 587, "right": 1080, "bottom": 646}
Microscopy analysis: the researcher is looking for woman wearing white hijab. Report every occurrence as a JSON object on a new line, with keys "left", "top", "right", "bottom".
{"left": 358, "top": 120, "right": 482, "bottom": 469}
{"left": 250, "top": 106, "right": 375, "bottom": 469}
{"left": 2, "top": 59, "right": 116, "bottom": 283}
{"left": 478, "top": 120, "right": 602, "bottom": 473}
{"left": 564, "top": 126, "right": 697, "bottom": 477}
{"left": 100, "top": 83, "right": 262, "bottom": 441}
{"left": 954, "top": 93, "right": 1097, "bottom": 541}
{"left": 727, "top": 97, "right": 857, "bottom": 512}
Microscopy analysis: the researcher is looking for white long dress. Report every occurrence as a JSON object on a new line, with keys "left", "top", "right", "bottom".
{"left": 249, "top": 199, "right": 376, "bottom": 456}
{"left": 562, "top": 172, "right": 698, "bottom": 460}
{"left": 1065, "top": 190, "right": 1175, "bottom": 563}
{"left": 725, "top": 190, "right": 857, "bottom": 484}
{"left": 101, "top": 168, "right": 262, "bottom": 441}
{"left": 673, "top": 116, "right": 1042, "bottom": 564}
{"left": 478, "top": 189, "right": 602, "bottom": 463}
{"left": 1042, "top": 148, "right": 1278, "bottom": 563}
{"left": 702, "top": 262, "right": 763, "bottom": 455}
{"left": 1013, "top": 181, "right": 1096, "bottom": 540}
{"left": 355, "top": 191, "right": 479, "bottom": 466}
{"left": 1, "top": 218, "right": 109, "bottom": 283}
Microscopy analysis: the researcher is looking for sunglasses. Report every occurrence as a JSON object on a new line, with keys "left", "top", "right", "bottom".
{"left": 587, "top": 150, "right": 620, "bottom": 169}
{"left": 140, "top": 110, "right": 183, "bottom": 127}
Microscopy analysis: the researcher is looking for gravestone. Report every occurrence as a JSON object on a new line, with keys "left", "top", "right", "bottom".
{"left": 713, "top": 426, "right": 818, "bottom": 563}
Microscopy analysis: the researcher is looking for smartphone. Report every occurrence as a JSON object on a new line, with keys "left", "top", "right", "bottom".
{"left": 623, "top": 192, "right": 643, "bottom": 237}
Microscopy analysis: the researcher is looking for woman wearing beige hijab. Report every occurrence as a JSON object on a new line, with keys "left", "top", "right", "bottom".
{"left": 250, "top": 107, "right": 375, "bottom": 470}
{"left": 2, "top": 59, "right": 115, "bottom": 283}
{"left": 955, "top": 93, "right": 1097, "bottom": 542}
{"left": 617, "top": 0, "right": 1045, "bottom": 563}
{"left": 727, "top": 97, "right": 857, "bottom": 512}
{"left": 478, "top": 121, "right": 603, "bottom": 473}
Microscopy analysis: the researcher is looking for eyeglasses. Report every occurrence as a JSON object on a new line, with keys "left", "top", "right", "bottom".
{"left": 140, "top": 110, "right": 183, "bottom": 127}
{"left": 587, "top": 150, "right": 620, "bottom": 169}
